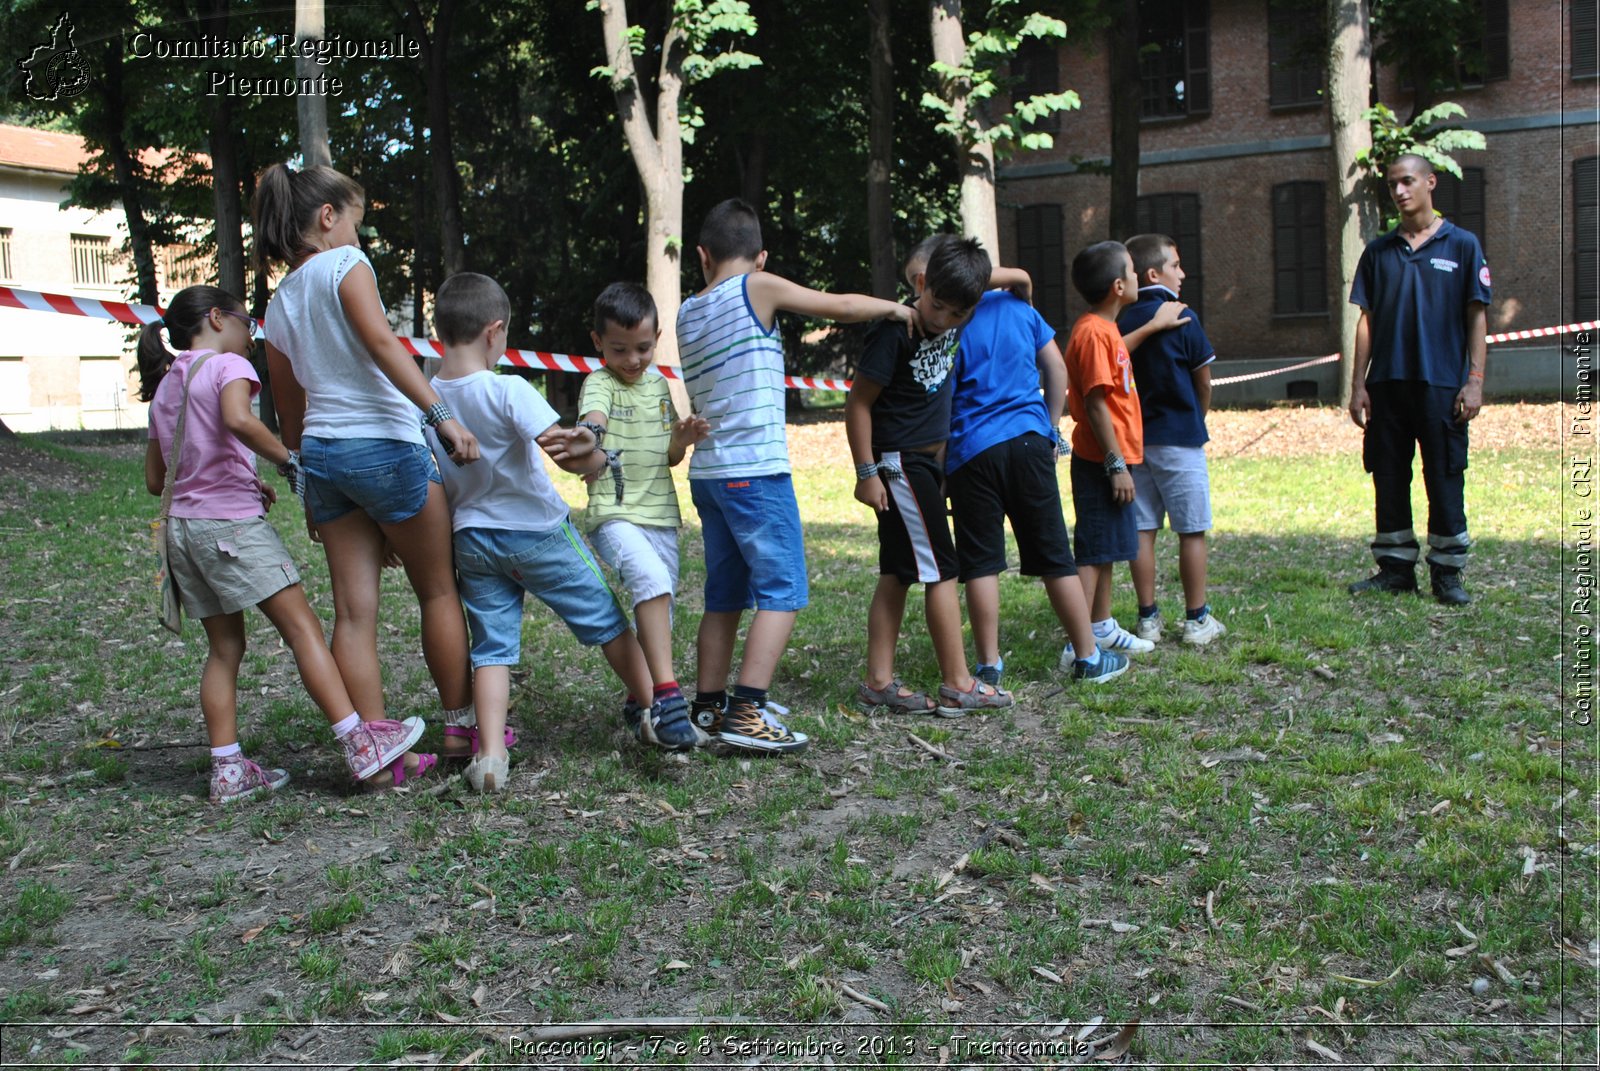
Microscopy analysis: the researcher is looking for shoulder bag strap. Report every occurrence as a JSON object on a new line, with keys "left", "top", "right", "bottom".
{"left": 159, "top": 351, "right": 218, "bottom": 520}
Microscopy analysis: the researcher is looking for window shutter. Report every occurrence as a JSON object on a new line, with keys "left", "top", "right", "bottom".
{"left": 1576, "top": 0, "right": 1598, "bottom": 78}
{"left": 1481, "top": 0, "right": 1510, "bottom": 80}
{"left": 1272, "top": 182, "right": 1326, "bottom": 315}
{"left": 1184, "top": 0, "right": 1211, "bottom": 114}
{"left": 1577, "top": 157, "right": 1599, "bottom": 321}
{"left": 1016, "top": 38, "right": 1061, "bottom": 135}
{"left": 1136, "top": 193, "right": 1203, "bottom": 320}
{"left": 1016, "top": 204, "right": 1066, "bottom": 330}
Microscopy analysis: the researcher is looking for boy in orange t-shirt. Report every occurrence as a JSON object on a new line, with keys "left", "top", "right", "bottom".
{"left": 1061, "top": 240, "right": 1188, "bottom": 664}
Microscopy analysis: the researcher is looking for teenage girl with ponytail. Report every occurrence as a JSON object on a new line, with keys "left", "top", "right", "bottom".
{"left": 253, "top": 164, "right": 482, "bottom": 777}
{"left": 141, "top": 285, "right": 428, "bottom": 801}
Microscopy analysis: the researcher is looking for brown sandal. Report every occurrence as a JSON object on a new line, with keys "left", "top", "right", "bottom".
{"left": 856, "top": 678, "right": 937, "bottom": 714}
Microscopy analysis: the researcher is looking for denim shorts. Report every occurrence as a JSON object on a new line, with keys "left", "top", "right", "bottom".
{"left": 1131, "top": 444, "right": 1213, "bottom": 534}
{"left": 1070, "top": 455, "right": 1139, "bottom": 565}
{"left": 591, "top": 520, "right": 679, "bottom": 608}
{"left": 453, "top": 522, "right": 629, "bottom": 667}
{"left": 167, "top": 515, "right": 301, "bottom": 618}
{"left": 301, "top": 436, "right": 440, "bottom": 526}
{"left": 689, "top": 474, "right": 809, "bottom": 613}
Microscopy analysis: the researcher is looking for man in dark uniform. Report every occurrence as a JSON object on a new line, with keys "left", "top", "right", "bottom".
{"left": 1347, "top": 153, "right": 1491, "bottom": 605}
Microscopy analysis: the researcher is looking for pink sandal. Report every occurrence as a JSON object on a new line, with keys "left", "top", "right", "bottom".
{"left": 442, "top": 725, "right": 517, "bottom": 760}
{"left": 364, "top": 752, "right": 438, "bottom": 791}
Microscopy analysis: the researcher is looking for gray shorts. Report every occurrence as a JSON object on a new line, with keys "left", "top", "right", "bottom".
{"left": 1131, "top": 444, "right": 1213, "bottom": 534}
{"left": 167, "top": 516, "right": 301, "bottom": 618}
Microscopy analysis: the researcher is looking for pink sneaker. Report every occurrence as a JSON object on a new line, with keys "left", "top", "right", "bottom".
{"left": 210, "top": 757, "right": 290, "bottom": 805}
{"left": 339, "top": 718, "right": 426, "bottom": 780}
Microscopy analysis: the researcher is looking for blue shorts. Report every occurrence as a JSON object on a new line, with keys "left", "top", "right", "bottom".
{"left": 453, "top": 522, "right": 629, "bottom": 668}
{"left": 690, "top": 474, "right": 809, "bottom": 613}
{"left": 1131, "top": 444, "right": 1213, "bottom": 534}
{"left": 301, "top": 437, "right": 440, "bottom": 526}
{"left": 1070, "top": 455, "right": 1139, "bottom": 565}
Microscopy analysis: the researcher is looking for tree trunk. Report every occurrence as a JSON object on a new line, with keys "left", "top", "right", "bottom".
{"left": 1329, "top": 0, "right": 1377, "bottom": 405}
{"left": 201, "top": 0, "right": 246, "bottom": 298}
{"left": 295, "top": 0, "right": 331, "bottom": 167}
{"left": 1107, "top": 0, "right": 1141, "bottom": 242}
{"left": 404, "top": 0, "right": 467, "bottom": 276}
{"left": 930, "top": 0, "right": 999, "bottom": 255}
{"left": 94, "top": 36, "right": 159, "bottom": 305}
{"left": 597, "top": 0, "right": 688, "bottom": 413}
{"left": 867, "top": 0, "right": 896, "bottom": 298}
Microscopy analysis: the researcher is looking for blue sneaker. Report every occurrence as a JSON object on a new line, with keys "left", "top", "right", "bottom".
{"left": 648, "top": 695, "right": 705, "bottom": 751}
{"left": 1072, "top": 649, "right": 1129, "bottom": 684}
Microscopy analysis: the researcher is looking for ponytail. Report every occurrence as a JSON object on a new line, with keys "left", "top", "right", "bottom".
{"left": 137, "top": 285, "right": 247, "bottom": 402}
{"left": 251, "top": 162, "right": 365, "bottom": 271}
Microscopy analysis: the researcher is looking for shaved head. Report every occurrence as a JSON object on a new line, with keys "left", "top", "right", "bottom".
{"left": 1389, "top": 152, "right": 1435, "bottom": 176}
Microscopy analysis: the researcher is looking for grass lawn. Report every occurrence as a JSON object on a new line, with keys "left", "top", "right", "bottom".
{"left": 0, "top": 404, "right": 1592, "bottom": 1067}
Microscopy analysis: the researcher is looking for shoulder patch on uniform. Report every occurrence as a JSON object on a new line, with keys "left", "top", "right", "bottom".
{"left": 1479, "top": 264, "right": 1492, "bottom": 287}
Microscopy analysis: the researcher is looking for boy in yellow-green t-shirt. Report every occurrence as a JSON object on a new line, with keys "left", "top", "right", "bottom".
{"left": 576, "top": 283, "right": 709, "bottom": 737}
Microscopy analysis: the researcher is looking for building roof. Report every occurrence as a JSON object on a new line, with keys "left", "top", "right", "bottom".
{"left": 0, "top": 124, "right": 89, "bottom": 174}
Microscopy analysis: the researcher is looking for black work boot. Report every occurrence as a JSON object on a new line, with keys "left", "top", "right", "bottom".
{"left": 1430, "top": 566, "right": 1472, "bottom": 605}
{"left": 1348, "top": 562, "right": 1418, "bottom": 595}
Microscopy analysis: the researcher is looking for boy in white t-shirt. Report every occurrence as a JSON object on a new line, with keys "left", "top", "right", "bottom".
{"left": 426, "top": 274, "right": 694, "bottom": 793}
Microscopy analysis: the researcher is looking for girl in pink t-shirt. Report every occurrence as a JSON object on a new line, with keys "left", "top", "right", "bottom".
{"left": 141, "top": 286, "right": 431, "bottom": 803}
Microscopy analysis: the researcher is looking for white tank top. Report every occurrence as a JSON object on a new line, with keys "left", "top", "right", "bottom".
{"left": 677, "top": 273, "right": 789, "bottom": 479}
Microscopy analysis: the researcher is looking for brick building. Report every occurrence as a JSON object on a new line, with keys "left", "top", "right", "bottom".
{"left": 998, "top": 0, "right": 1598, "bottom": 389}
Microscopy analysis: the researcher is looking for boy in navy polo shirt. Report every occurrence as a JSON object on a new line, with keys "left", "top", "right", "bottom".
{"left": 1347, "top": 153, "right": 1490, "bottom": 605}
{"left": 1120, "top": 234, "right": 1226, "bottom": 645}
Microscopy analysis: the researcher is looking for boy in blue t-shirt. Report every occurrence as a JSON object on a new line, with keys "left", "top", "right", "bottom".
{"left": 942, "top": 258, "right": 1129, "bottom": 685}
{"left": 1120, "top": 234, "right": 1226, "bottom": 646}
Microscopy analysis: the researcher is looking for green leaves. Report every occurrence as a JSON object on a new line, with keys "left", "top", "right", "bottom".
{"left": 1359, "top": 99, "right": 1486, "bottom": 182}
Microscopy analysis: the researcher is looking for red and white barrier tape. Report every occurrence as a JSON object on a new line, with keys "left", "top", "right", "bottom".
{"left": 1210, "top": 353, "right": 1341, "bottom": 387}
{"left": 0, "top": 285, "right": 854, "bottom": 392}
{"left": 2, "top": 285, "right": 1592, "bottom": 393}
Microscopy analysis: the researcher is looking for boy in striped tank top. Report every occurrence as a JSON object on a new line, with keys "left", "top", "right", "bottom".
{"left": 679, "top": 198, "right": 917, "bottom": 753}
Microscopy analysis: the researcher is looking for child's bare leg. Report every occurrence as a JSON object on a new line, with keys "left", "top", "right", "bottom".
{"left": 256, "top": 586, "right": 358, "bottom": 725}
{"left": 1077, "top": 563, "right": 1113, "bottom": 622}
{"left": 964, "top": 575, "right": 1001, "bottom": 666}
{"left": 866, "top": 576, "right": 910, "bottom": 688}
{"left": 1178, "top": 531, "right": 1209, "bottom": 612}
{"left": 696, "top": 610, "right": 742, "bottom": 694}
{"left": 381, "top": 484, "right": 471, "bottom": 711}
{"left": 735, "top": 609, "right": 796, "bottom": 690}
{"left": 1131, "top": 530, "right": 1159, "bottom": 608}
{"left": 925, "top": 579, "right": 975, "bottom": 691}
{"left": 633, "top": 595, "right": 676, "bottom": 687}
{"left": 472, "top": 666, "right": 510, "bottom": 762}
{"left": 1043, "top": 574, "right": 1099, "bottom": 658}
{"left": 600, "top": 630, "right": 655, "bottom": 704}
{"left": 317, "top": 509, "right": 388, "bottom": 720}
{"left": 198, "top": 613, "right": 247, "bottom": 747}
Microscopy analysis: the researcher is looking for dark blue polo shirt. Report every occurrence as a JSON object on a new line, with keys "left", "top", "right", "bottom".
{"left": 1117, "top": 285, "right": 1215, "bottom": 447}
{"left": 1349, "top": 220, "right": 1491, "bottom": 389}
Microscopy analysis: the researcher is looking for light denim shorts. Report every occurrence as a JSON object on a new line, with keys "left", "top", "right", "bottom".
{"left": 301, "top": 436, "right": 440, "bottom": 526}
{"left": 689, "top": 474, "right": 809, "bottom": 613}
{"left": 167, "top": 515, "right": 301, "bottom": 618}
{"left": 453, "top": 522, "right": 629, "bottom": 668}
{"left": 1131, "top": 444, "right": 1213, "bottom": 534}
{"left": 590, "top": 520, "right": 680, "bottom": 608}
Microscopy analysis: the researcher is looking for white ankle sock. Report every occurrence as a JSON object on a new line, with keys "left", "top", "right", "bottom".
{"left": 331, "top": 713, "right": 361, "bottom": 738}
{"left": 211, "top": 742, "right": 242, "bottom": 760}
{"left": 1092, "top": 618, "right": 1116, "bottom": 638}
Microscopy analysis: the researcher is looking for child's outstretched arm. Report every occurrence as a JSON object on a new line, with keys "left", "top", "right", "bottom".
{"left": 265, "top": 341, "right": 305, "bottom": 451}
{"left": 845, "top": 378, "right": 888, "bottom": 512}
{"left": 1122, "top": 301, "right": 1191, "bottom": 351}
{"left": 747, "top": 272, "right": 920, "bottom": 336}
{"left": 536, "top": 423, "right": 601, "bottom": 474}
{"left": 221, "top": 379, "right": 292, "bottom": 469}
{"left": 1036, "top": 340, "right": 1067, "bottom": 427}
{"left": 989, "top": 266, "right": 1033, "bottom": 304}
{"left": 668, "top": 414, "right": 711, "bottom": 466}
{"left": 337, "top": 263, "right": 480, "bottom": 463}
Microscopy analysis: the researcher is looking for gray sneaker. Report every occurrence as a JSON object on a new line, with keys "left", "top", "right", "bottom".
{"left": 210, "top": 757, "right": 290, "bottom": 805}
{"left": 338, "top": 718, "right": 425, "bottom": 781}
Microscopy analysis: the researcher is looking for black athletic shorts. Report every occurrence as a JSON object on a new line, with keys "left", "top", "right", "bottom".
{"left": 946, "top": 431, "right": 1077, "bottom": 581}
{"left": 875, "top": 449, "right": 958, "bottom": 584}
